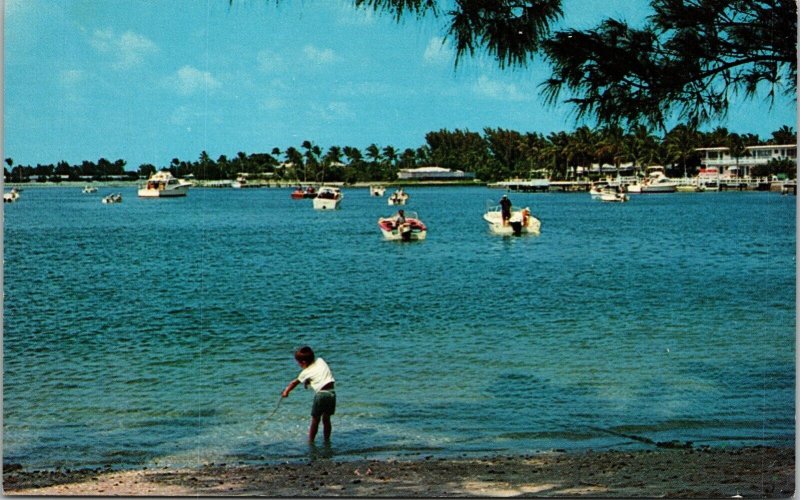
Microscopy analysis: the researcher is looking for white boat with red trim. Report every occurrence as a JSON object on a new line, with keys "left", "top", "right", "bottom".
{"left": 377, "top": 211, "right": 427, "bottom": 241}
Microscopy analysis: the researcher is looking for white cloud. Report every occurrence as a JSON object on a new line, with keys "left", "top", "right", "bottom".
{"left": 303, "top": 45, "right": 339, "bottom": 65}
{"left": 59, "top": 69, "right": 86, "bottom": 86}
{"left": 423, "top": 37, "right": 453, "bottom": 66}
{"left": 90, "top": 29, "right": 158, "bottom": 70}
{"left": 171, "top": 65, "right": 222, "bottom": 96}
{"left": 472, "top": 75, "right": 529, "bottom": 101}
{"left": 257, "top": 49, "right": 286, "bottom": 74}
{"left": 308, "top": 101, "right": 356, "bottom": 122}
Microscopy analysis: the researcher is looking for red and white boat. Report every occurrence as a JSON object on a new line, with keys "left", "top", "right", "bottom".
{"left": 291, "top": 186, "right": 317, "bottom": 199}
{"left": 377, "top": 212, "right": 427, "bottom": 241}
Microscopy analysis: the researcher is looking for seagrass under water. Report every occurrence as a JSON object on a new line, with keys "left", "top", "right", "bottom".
{"left": 3, "top": 186, "right": 795, "bottom": 469}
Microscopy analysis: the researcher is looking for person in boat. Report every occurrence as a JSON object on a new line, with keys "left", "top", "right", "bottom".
{"left": 394, "top": 209, "right": 406, "bottom": 228}
{"left": 499, "top": 194, "right": 512, "bottom": 225}
{"left": 282, "top": 346, "right": 336, "bottom": 443}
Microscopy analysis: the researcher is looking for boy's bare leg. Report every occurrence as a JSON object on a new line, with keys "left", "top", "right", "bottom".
{"left": 309, "top": 416, "right": 320, "bottom": 442}
{"left": 322, "top": 414, "right": 332, "bottom": 441}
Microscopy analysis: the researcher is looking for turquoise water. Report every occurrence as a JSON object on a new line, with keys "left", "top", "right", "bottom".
{"left": 3, "top": 186, "right": 795, "bottom": 470}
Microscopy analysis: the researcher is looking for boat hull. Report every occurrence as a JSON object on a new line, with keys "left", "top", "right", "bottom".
{"left": 483, "top": 208, "right": 541, "bottom": 235}
{"left": 313, "top": 197, "right": 342, "bottom": 210}
{"left": 138, "top": 187, "right": 189, "bottom": 197}
{"left": 641, "top": 185, "right": 677, "bottom": 193}
{"left": 378, "top": 217, "right": 427, "bottom": 241}
{"left": 599, "top": 192, "right": 629, "bottom": 202}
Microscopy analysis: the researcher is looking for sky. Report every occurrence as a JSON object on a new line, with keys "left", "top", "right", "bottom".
{"left": 3, "top": 0, "right": 797, "bottom": 169}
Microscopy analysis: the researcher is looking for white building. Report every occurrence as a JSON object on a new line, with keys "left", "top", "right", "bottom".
{"left": 397, "top": 166, "right": 476, "bottom": 180}
{"left": 695, "top": 144, "right": 797, "bottom": 177}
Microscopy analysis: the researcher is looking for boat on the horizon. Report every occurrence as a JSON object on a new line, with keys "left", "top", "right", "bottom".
{"left": 377, "top": 211, "right": 427, "bottom": 241}
{"left": 291, "top": 186, "right": 317, "bottom": 199}
{"left": 483, "top": 205, "right": 541, "bottom": 236}
{"left": 640, "top": 167, "right": 678, "bottom": 193}
{"left": 312, "top": 186, "right": 343, "bottom": 210}
{"left": 102, "top": 193, "right": 123, "bottom": 204}
{"left": 388, "top": 188, "right": 409, "bottom": 205}
{"left": 82, "top": 185, "right": 98, "bottom": 194}
{"left": 370, "top": 185, "right": 386, "bottom": 197}
{"left": 3, "top": 188, "right": 20, "bottom": 203}
{"left": 138, "top": 171, "right": 191, "bottom": 198}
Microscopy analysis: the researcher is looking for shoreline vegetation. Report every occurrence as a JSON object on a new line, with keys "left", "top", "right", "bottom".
{"left": 3, "top": 446, "right": 793, "bottom": 497}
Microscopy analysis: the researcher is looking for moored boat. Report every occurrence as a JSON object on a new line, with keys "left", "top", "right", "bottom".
{"left": 483, "top": 206, "right": 541, "bottom": 236}
{"left": 82, "top": 185, "right": 98, "bottom": 194}
{"left": 599, "top": 190, "right": 629, "bottom": 202}
{"left": 378, "top": 211, "right": 427, "bottom": 241}
{"left": 138, "top": 170, "right": 191, "bottom": 198}
{"left": 370, "top": 185, "right": 386, "bottom": 197}
{"left": 640, "top": 167, "right": 677, "bottom": 193}
{"left": 291, "top": 186, "right": 317, "bottom": 199}
{"left": 101, "top": 193, "right": 123, "bottom": 204}
{"left": 312, "top": 186, "right": 343, "bottom": 210}
{"left": 387, "top": 188, "right": 409, "bottom": 205}
{"left": 3, "top": 188, "right": 20, "bottom": 203}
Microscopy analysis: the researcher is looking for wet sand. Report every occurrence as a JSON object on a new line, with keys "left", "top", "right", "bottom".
{"left": 3, "top": 446, "right": 793, "bottom": 497}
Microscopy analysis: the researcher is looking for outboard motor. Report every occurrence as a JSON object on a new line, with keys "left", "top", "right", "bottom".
{"left": 400, "top": 224, "right": 412, "bottom": 241}
{"left": 510, "top": 220, "right": 523, "bottom": 236}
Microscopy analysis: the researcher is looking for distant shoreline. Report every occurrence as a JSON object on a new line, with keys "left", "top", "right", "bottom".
{"left": 4, "top": 180, "right": 488, "bottom": 189}
{"left": 3, "top": 446, "right": 793, "bottom": 497}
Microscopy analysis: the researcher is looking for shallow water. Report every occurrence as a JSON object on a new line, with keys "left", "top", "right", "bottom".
{"left": 3, "top": 186, "right": 795, "bottom": 469}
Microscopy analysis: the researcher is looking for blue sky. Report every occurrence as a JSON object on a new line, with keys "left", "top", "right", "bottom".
{"left": 4, "top": 0, "right": 796, "bottom": 169}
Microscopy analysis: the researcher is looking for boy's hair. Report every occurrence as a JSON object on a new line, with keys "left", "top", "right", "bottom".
{"left": 294, "top": 346, "right": 315, "bottom": 364}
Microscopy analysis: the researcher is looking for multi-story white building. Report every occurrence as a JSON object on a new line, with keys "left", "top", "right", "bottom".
{"left": 695, "top": 144, "right": 797, "bottom": 177}
{"left": 397, "top": 166, "right": 476, "bottom": 180}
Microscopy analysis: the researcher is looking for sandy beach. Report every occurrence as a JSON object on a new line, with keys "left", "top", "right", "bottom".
{"left": 3, "top": 446, "right": 793, "bottom": 497}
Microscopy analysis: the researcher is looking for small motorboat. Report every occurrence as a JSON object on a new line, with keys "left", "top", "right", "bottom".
{"left": 483, "top": 206, "right": 541, "bottom": 236}
{"left": 597, "top": 185, "right": 629, "bottom": 202}
{"left": 312, "top": 186, "right": 343, "bottom": 210}
{"left": 3, "top": 188, "right": 20, "bottom": 203}
{"left": 291, "top": 186, "right": 317, "bottom": 199}
{"left": 102, "top": 193, "right": 123, "bottom": 204}
{"left": 599, "top": 190, "right": 629, "bottom": 202}
{"left": 378, "top": 212, "right": 427, "bottom": 241}
{"left": 387, "top": 188, "right": 409, "bottom": 205}
{"left": 370, "top": 185, "right": 386, "bottom": 197}
{"left": 138, "top": 170, "right": 191, "bottom": 197}
{"left": 82, "top": 185, "right": 98, "bottom": 194}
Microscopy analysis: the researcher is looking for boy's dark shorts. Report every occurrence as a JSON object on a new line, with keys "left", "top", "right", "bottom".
{"left": 311, "top": 390, "right": 336, "bottom": 418}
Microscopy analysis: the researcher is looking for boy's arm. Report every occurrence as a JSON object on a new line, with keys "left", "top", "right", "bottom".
{"left": 282, "top": 379, "right": 300, "bottom": 398}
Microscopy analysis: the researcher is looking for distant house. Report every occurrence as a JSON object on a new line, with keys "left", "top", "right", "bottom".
{"left": 397, "top": 166, "right": 475, "bottom": 180}
{"left": 695, "top": 144, "right": 797, "bottom": 177}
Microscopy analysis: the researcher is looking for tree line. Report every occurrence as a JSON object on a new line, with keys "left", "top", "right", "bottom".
{"left": 4, "top": 124, "right": 795, "bottom": 184}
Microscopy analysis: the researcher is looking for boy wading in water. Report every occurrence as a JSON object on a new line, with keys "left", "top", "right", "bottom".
{"left": 282, "top": 346, "right": 336, "bottom": 442}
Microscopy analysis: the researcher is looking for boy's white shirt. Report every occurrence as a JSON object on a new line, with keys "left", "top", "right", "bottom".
{"left": 297, "top": 358, "right": 335, "bottom": 392}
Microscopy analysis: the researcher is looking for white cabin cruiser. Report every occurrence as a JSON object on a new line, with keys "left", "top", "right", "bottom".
{"left": 138, "top": 170, "right": 191, "bottom": 197}
{"left": 484, "top": 206, "right": 541, "bottom": 236}
{"left": 640, "top": 167, "right": 677, "bottom": 193}
{"left": 312, "top": 186, "right": 343, "bottom": 210}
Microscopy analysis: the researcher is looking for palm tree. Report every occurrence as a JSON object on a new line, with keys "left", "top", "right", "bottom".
{"left": 565, "top": 126, "right": 597, "bottom": 178}
{"left": 284, "top": 147, "right": 303, "bottom": 182}
{"left": 545, "top": 131, "right": 570, "bottom": 179}
{"left": 726, "top": 133, "right": 749, "bottom": 178}
{"left": 624, "top": 124, "right": 658, "bottom": 176}
{"left": 770, "top": 125, "right": 796, "bottom": 145}
{"left": 665, "top": 124, "right": 700, "bottom": 177}
{"left": 596, "top": 124, "right": 625, "bottom": 176}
